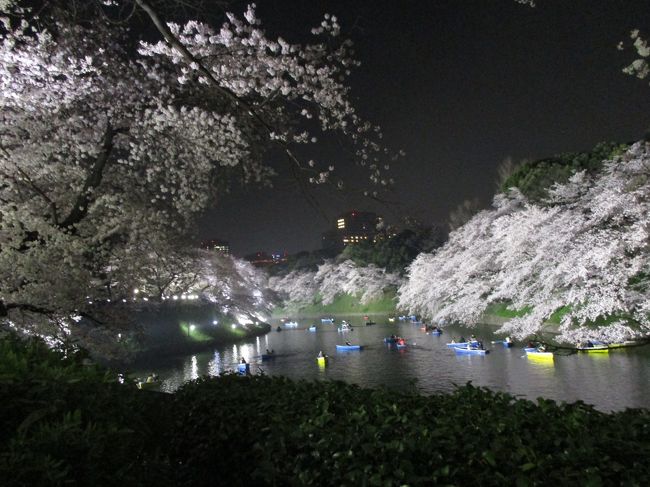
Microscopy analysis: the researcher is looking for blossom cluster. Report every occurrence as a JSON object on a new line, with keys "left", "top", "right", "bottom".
{"left": 399, "top": 142, "right": 650, "bottom": 343}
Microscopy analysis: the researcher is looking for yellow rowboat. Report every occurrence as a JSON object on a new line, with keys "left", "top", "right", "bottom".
{"left": 576, "top": 346, "right": 609, "bottom": 354}
{"left": 317, "top": 356, "right": 328, "bottom": 366}
{"left": 526, "top": 350, "right": 554, "bottom": 360}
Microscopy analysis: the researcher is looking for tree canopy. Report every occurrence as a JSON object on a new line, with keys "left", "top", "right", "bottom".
{"left": 399, "top": 142, "right": 650, "bottom": 344}
{"left": 0, "top": 1, "right": 394, "bottom": 344}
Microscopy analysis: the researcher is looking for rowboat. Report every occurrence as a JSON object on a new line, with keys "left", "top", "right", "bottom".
{"left": 526, "top": 349, "right": 553, "bottom": 360}
{"left": 320, "top": 318, "right": 335, "bottom": 323}
{"left": 308, "top": 326, "right": 317, "bottom": 332}
{"left": 446, "top": 341, "right": 479, "bottom": 348}
{"left": 454, "top": 347, "right": 489, "bottom": 355}
{"left": 576, "top": 341, "right": 609, "bottom": 353}
{"left": 317, "top": 356, "right": 328, "bottom": 366}
{"left": 336, "top": 344, "right": 363, "bottom": 351}
{"left": 283, "top": 321, "right": 298, "bottom": 328}
{"left": 576, "top": 346, "right": 609, "bottom": 354}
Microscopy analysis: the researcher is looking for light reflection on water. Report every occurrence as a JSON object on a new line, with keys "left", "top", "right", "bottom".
{"left": 138, "top": 316, "right": 650, "bottom": 411}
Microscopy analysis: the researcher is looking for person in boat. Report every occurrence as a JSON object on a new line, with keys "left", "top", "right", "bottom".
{"left": 345, "top": 341, "right": 352, "bottom": 346}
{"left": 470, "top": 334, "right": 477, "bottom": 342}
{"left": 397, "top": 338, "right": 406, "bottom": 346}
{"left": 146, "top": 374, "right": 155, "bottom": 383}
{"left": 538, "top": 344, "right": 547, "bottom": 352}
{"left": 459, "top": 335, "right": 466, "bottom": 343}
{"left": 477, "top": 341, "right": 484, "bottom": 350}
{"left": 586, "top": 340, "right": 594, "bottom": 347}
{"left": 505, "top": 336, "right": 512, "bottom": 343}
{"left": 317, "top": 350, "right": 324, "bottom": 358}
{"left": 240, "top": 357, "right": 247, "bottom": 364}
{"left": 450, "top": 337, "right": 456, "bottom": 344}
{"left": 266, "top": 348, "right": 271, "bottom": 355}
{"left": 527, "top": 341, "right": 535, "bottom": 348}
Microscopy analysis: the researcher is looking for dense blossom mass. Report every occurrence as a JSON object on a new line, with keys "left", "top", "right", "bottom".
{"left": 0, "top": 1, "right": 393, "bottom": 343}
{"left": 399, "top": 142, "right": 650, "bottom": 344}
{"left": 269, "top": 260, "right": 402, "bottom": 312}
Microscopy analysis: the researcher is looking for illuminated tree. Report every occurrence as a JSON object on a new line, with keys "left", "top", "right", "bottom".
{"left": 269, "top": 259, "right": 402, "bottom": 311}
{"left": 0, "top": 1, "right": 393, "bottom": 343}
{"left": 399, "top": 142, "right": 650, "bottom": 344}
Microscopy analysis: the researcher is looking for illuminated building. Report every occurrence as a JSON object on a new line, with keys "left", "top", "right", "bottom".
{"left": 200, "top": 239, "right": 230, "bottom": 254}
{"left": 245, "top": 251, "right": 288, "bottom": 267}
{"left": 322, "top": 210, "right": 381, "bottom": 251}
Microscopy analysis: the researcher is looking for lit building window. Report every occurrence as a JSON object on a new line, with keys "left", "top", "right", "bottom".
{"left": 337, "top": 218, "right": 345, "bottom": 229}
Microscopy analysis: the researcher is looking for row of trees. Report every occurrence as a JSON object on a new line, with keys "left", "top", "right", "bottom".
{"left": 399, "top": 142, "right": 650, "bottom": 344}
{"left": 268, "top": 259, "right": 402, "bottom": 312}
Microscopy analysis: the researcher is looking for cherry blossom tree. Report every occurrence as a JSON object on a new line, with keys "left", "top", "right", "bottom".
{"left": 0, "top": 1, "right": 394, "bottom": 343}
{"left": 269, "top": 259, "right": 402, "bottom": 312}
{"left": 399, "top": 142, "right": 650, "bottom": 344}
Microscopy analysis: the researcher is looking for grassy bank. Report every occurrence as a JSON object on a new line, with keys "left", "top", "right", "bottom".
{"left": 2, "top": 334, "right": 649, "bottom": 486}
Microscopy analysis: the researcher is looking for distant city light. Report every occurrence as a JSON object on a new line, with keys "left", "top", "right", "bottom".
{"left": 212, "top": 320, "right": 219, "bottom": 325}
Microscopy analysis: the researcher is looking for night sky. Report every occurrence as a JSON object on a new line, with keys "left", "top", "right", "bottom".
{"left": 198, "top": 0, "right": 650, "bottom": 256}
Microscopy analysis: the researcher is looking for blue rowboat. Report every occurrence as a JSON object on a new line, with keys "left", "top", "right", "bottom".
{"left": 336, "top": 344, "right": 363, "bottom": 351}
{"left": 454, "top": 347, "right": 489, "bottom": 355}
{"left": 237, "top": 363, "right": 250, "bottom": 375}
{"left": 308, "top": 326, "right": 317, "bottom": 332}
{"left": 446, "top": 341, "right": 479, "bottom": 348}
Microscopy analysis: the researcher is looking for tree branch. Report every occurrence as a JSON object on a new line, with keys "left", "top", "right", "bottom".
{"left": 59, "top": 124, "right": 123, "bottom": 230}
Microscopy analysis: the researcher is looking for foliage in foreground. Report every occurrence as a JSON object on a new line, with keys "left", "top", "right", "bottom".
{"left": 2, "top": 335, "right": 650, "bottom": 486}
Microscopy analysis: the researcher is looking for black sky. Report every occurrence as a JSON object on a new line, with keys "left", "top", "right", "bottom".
{"left": 198, "top": 0, "right": 650, "bottom": 256}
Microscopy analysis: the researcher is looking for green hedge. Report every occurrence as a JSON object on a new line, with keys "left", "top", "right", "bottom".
{"left": 2, "top": 334, "right": 649, "bottom": 486}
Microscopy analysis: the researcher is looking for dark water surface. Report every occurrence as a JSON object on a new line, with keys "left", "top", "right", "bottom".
{"left": 133, "top": 315, "right": 650, "bottom": 412}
